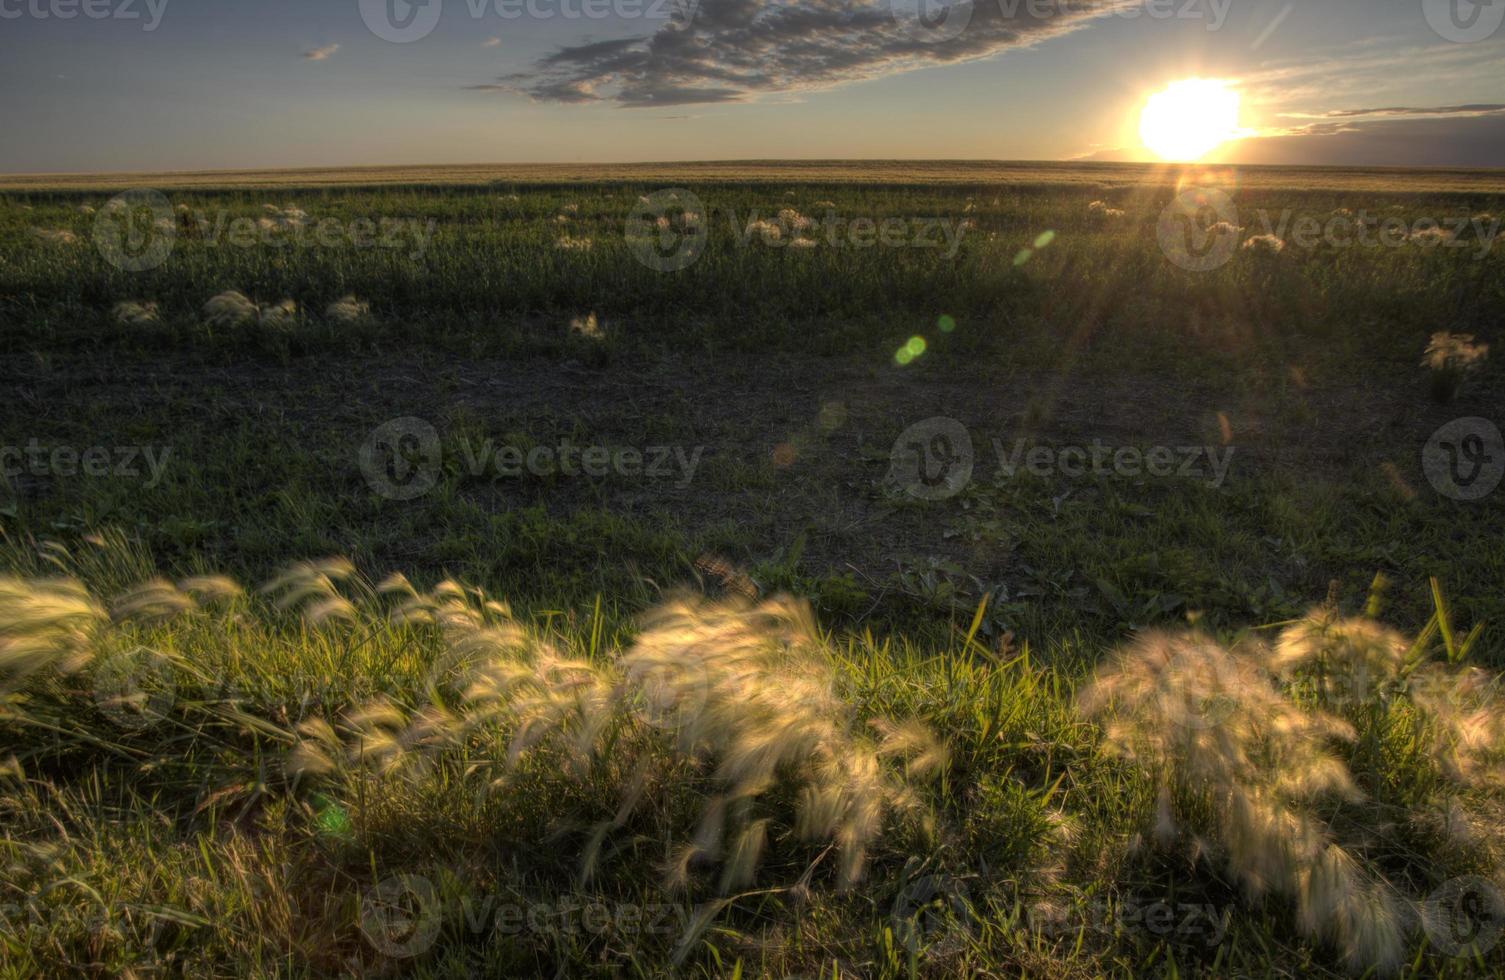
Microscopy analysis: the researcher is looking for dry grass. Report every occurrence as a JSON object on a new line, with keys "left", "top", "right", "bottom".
{"left": 569, "top": 311, "right": 603, "bottom": 339}
{"left": 1079, "top": 607, "right": 1505, "bottom": 975}
{"left": 201, "top": 290, "right": 298, "bottom": 330}
{"left": 0, "top": 555, "right": 942, "bottom": 917}
{"left": 324, "top": 295, "right": 372, "bottom": 325}
{"left": 1422, "top": 331, "right": 1490, "bottom": 402}
{"left": 1243, "top": 233, "right": 1287, "bottom": 255}
{"left": 200, "top": 290, "right": 259, "bottom": 329}
{"left": 31, "top": 228, "right": 78, "bottom": 245}
{"left": 277, "top": 570, "right": 946, "bottom": 897}
{"left": 110, "top": 301, "right": 160, "bottom": 326}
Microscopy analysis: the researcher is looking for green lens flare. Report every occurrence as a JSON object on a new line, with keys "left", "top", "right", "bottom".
{"left": 311, "top": 793, "right": 353, "bottom": 838}
{"left": 895, "top": 336, "right": 926, "bottom": 366}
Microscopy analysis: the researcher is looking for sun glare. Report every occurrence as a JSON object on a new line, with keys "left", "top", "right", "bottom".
{"left": 1139, "top": 78, "right": 1243, "bottom": 162}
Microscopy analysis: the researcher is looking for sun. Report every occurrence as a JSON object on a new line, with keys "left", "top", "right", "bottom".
{"left": 1139, "top": 79, "right": 1243, "bottom": 162}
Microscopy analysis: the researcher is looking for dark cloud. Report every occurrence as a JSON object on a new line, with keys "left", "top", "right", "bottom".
{"left": 1324, "top": 104, "right": 1505, "bottom": 119}
{"left": 1261, "top": 104, "right": 1505, "bottom": 144}
{"left": 476, "top": 0, "right": 1133, "bottom": 107}
{"left": 1236, "top": 113, "right": 1505, "bottom": 168}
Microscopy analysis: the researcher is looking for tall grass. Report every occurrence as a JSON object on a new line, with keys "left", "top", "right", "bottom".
{"left": 1079, "top": 607, "right": 1505, "bottom": 974}
{"left": 3, "top": 184, "right": 1499, "bottom": 352}
{"left": 3, "top": 535, "right": 1504, "bottom": 975}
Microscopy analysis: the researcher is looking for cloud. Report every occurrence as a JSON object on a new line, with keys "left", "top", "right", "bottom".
{"left": 1231, "top": 113, "right": 1505, "bottom": 168}
{"left": 481, "top": 0, "right": 1134, "bottom": 107}
{"left": 304, "top": 44, "right": 340, "bottom": 61}
{"left": 1253, "top": 104, "right": 1505, "bottom": 140}
{"left": 1235, "top": 41, "right": 1502, "bottom": 111}
{"left": 1080, "top": 109, "right": 1505, "bottom": 168}
{"left": 1322, "top": 104, "right": 1505, "bottom": 120}
{"left": 1107, "top": 40, "right": 1505, "bottom": 167}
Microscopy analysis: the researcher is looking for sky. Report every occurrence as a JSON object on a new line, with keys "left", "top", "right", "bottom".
{"left": 0, "top": 0, "right": 1502, "bottom": 172}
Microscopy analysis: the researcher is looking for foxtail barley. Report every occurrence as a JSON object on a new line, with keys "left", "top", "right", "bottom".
{"left": 281, "top": 579, "right": 945, "bottom": 896}
{"left": 201, "top": 291, "right": 298, "bottom": 330}
{"left": 1421, "top": 331, "right": 1489, "bottom": 402}
{"left": 325, "top": 295, "right": 372, "bottom": 325}
{"left": 1079, "top": 628, "right": 1402, "bottom": 973}
{"left": 112, "top": 301, "right": 160, "bottom": 326}
{"left": 1243, "top": 234, "right": 1286, "bottom": 255}
{"left": 202, "top": 291, "right": 259, "bottom": 329}
{"left": 569, "top": 312, "right": 603, "bottom": 339}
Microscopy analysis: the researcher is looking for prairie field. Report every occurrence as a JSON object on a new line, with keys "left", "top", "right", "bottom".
{"left": 2, "top": 162, "right": 1504, "bottom": 978}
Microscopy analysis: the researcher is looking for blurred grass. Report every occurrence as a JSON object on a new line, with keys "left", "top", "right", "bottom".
{"left": 0, "top": 539, "right": 1501, "bottom": 978}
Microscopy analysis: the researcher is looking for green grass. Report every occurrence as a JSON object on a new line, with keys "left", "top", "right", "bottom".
{"left": 1, "top": 538, "right": 1502, "bottom": 978}
{"left": 1, "top": 167, "right": 1503, "bottom": 976}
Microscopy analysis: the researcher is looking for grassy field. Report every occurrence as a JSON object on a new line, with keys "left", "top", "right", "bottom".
{"left": 1, "top": 162, "right": 1504, "bottom": 977}
{"left": 8, "top": 158, "right": 1505, "bottom": 191}
{"left": 5, "top": 160, "right": 1505, "bottom": 193}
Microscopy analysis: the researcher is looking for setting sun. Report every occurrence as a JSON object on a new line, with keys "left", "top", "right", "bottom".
{"left": 1139, "top": 78, "right": 1243, "bottom": 162}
